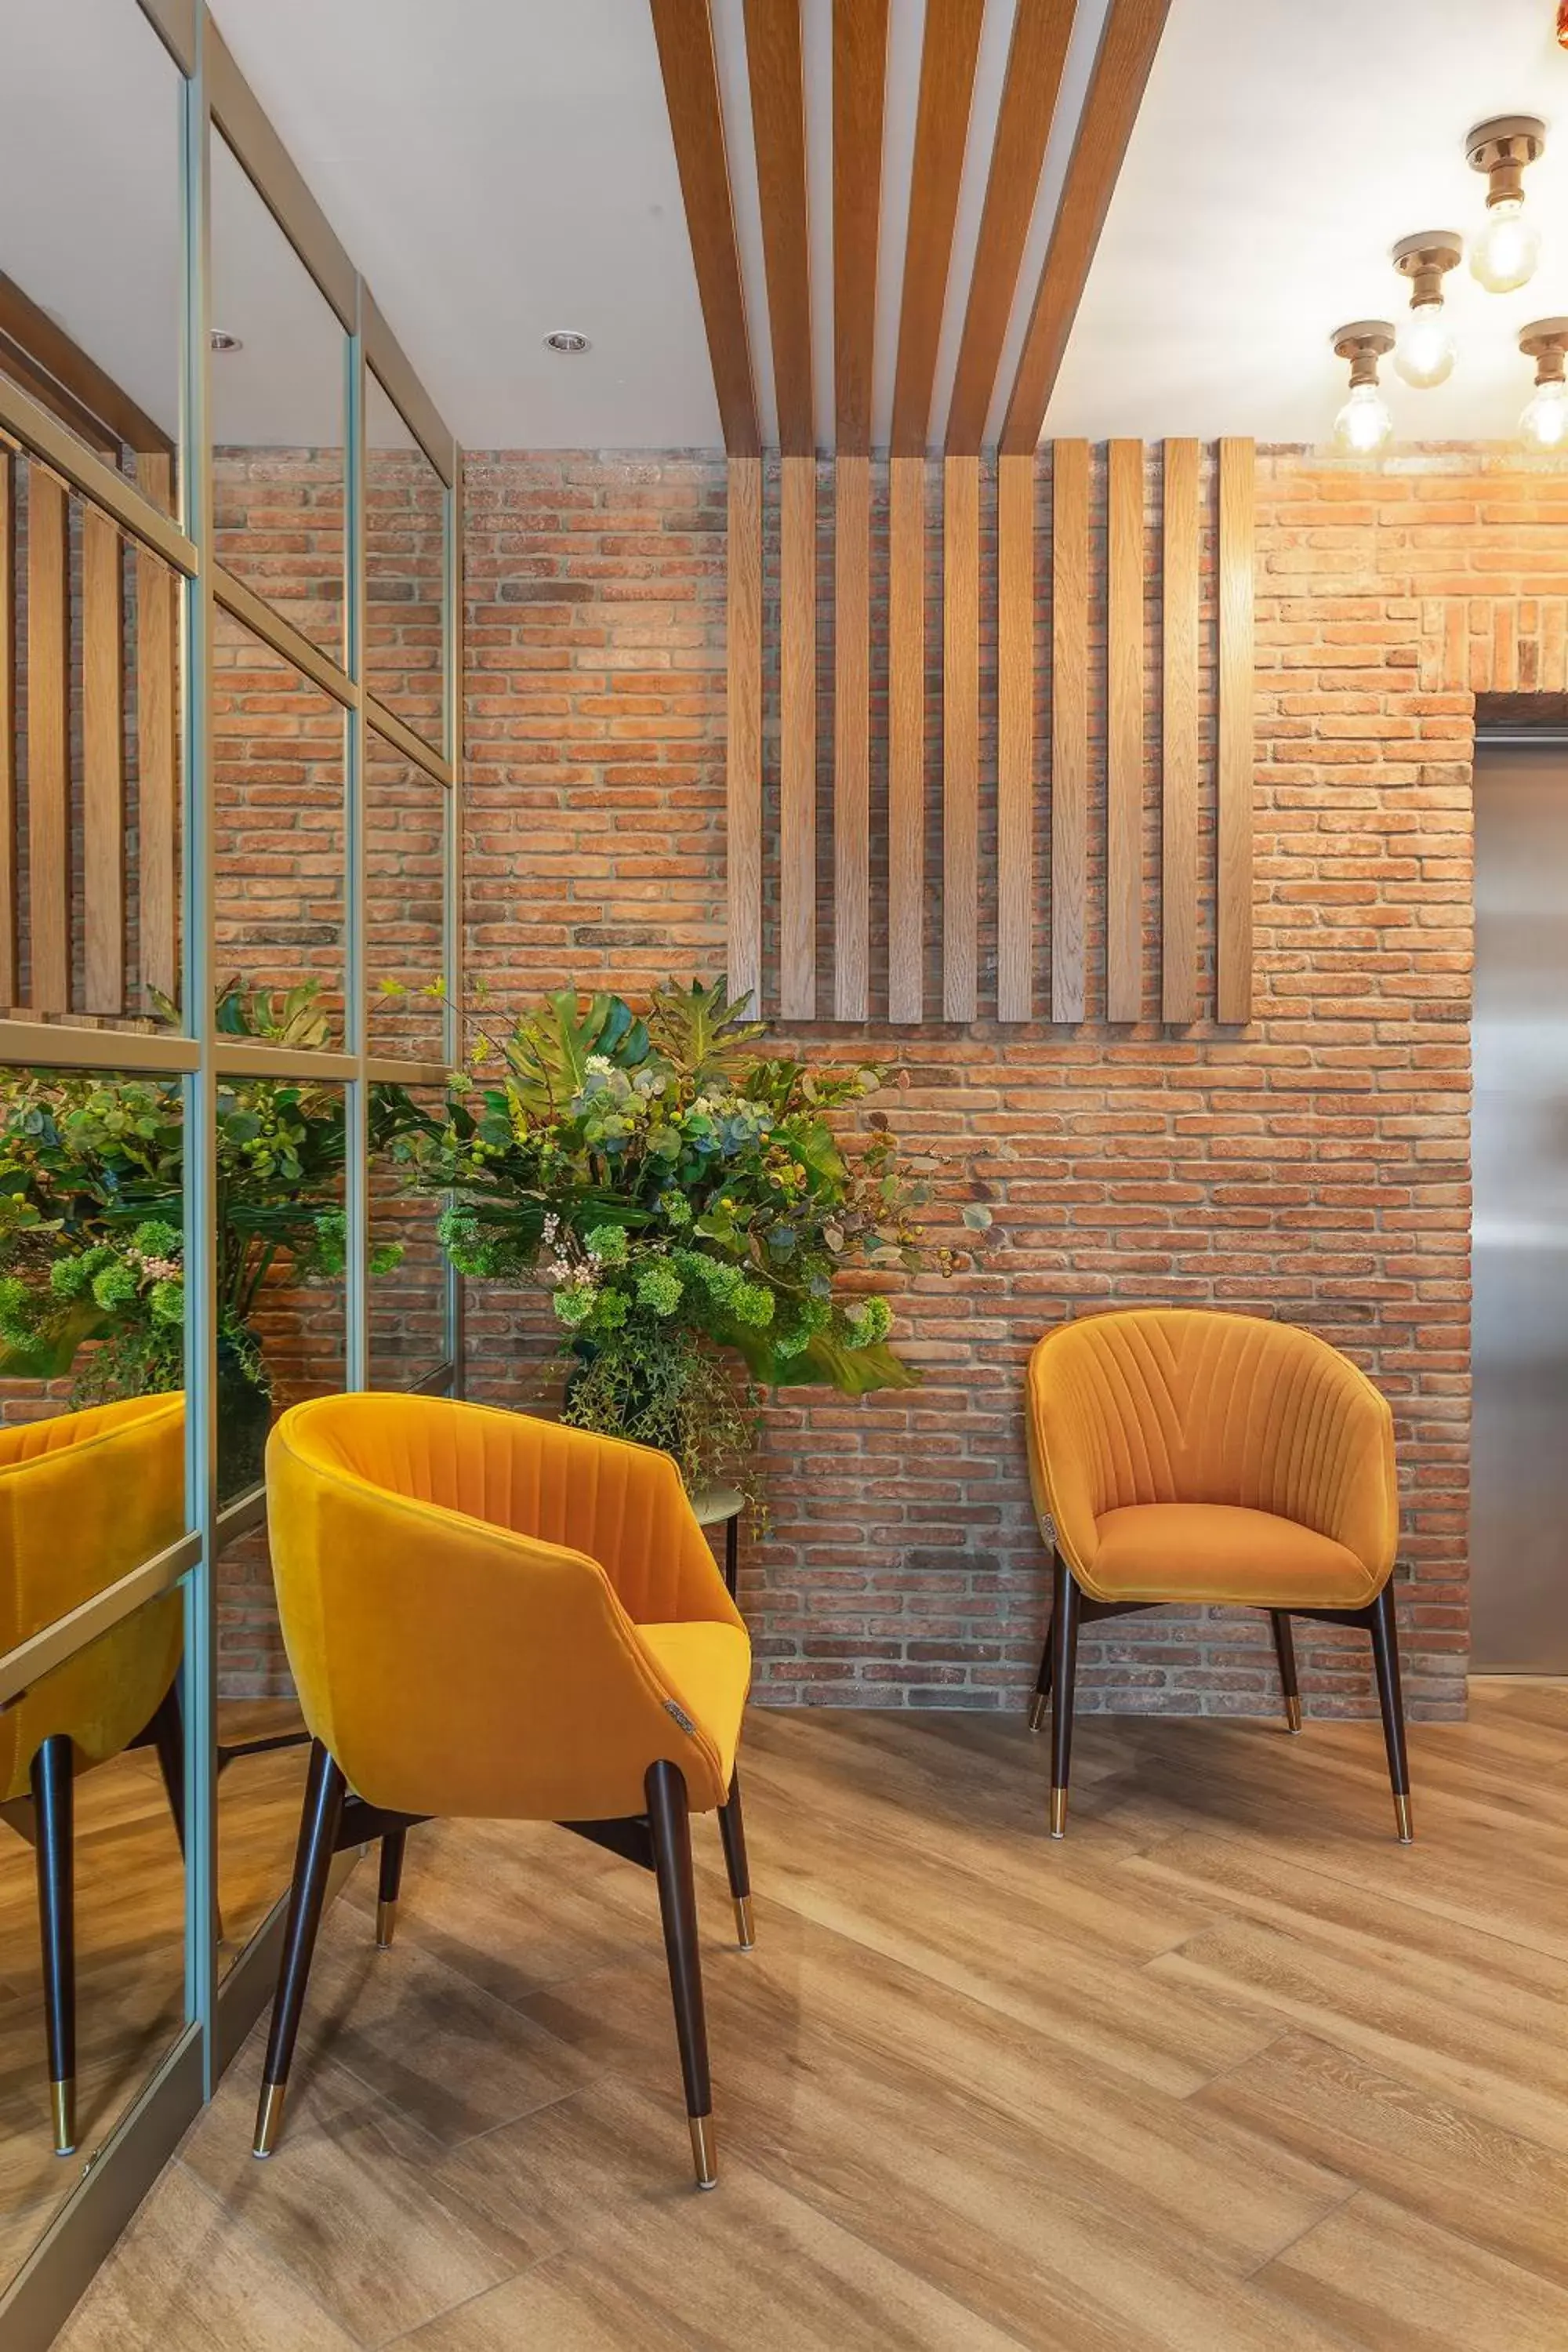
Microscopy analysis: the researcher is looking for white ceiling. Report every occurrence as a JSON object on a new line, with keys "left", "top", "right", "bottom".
{"left": 6, "top": 1, "right": 1568, "bottom": 453}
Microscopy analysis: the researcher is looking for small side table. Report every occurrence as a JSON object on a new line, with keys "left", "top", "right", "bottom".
{"left": 694, "top": 1486, "right": 745, "bottom": 1601}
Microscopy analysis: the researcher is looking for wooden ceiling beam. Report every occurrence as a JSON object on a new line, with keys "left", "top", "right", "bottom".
{"left": 832, "top": 0, "right": 889, "bottom": 454}
{"left": 0, "top": 270, "right": 172, "bottom": 457}
{"left": 998, "top": 0, "right": 1171, "bottom": 456}
{"left": 945, "top": 0, "right": 1076, "bottom": 456}
{"left": 745, "top": 0, "right": 815, "bottom": 456}
{"left": 888, "top": 0, "right": 985, "bottom": 459}
{"left": 649, "top": 0, "right": 761, "bottom": 457}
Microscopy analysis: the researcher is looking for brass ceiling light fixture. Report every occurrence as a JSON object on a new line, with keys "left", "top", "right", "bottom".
{"left": 1467, "top": 115, "right": 1548, "bottom": 293}
{"left": 1330, "top": 321, "right": 1396, "bottom": 455}
{"left": 1391, "top": 233, "right": 1462, "bottom": 387}
{"left": 1519, "top": 318, "right": 1568, "bottom": 452}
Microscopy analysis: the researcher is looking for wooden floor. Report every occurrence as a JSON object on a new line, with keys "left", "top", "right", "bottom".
{"left": 53, "top": 1682, "right": 1568, "bottom": 2352}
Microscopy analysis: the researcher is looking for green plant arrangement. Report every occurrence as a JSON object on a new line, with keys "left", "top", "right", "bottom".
{"left": 0, "top": 981, "right": 426, "bottom": 1496}
{"left": 394, "top": 977, "right": 985, "bottom": 1498}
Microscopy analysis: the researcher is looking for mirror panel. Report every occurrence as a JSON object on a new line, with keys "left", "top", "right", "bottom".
{"left": 365, "top": 369, "right": 445, "bottom": 752}
{"left": 210, "top": 132, "right": 347, "bottom": 665}
{"left": 0, "top": 0, "right": 182, "bottom": 509}
{"left": 365, "top": 732, "right": 447, "bottom": 1060}
{"left": 371, "top": 1081, "right": 451, "bottom": 1393}
{"left": 0, "top": 1585, "right": 188, "bottom": 2276}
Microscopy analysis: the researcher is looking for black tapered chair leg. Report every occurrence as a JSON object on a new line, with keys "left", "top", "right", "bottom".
{"left": 1027, "top": 1622, "right": 1054, "bottom": 1734}
{"left": 376, "top": 1829, "right": 407, "bottom": 1950}
{"left": 1048, "top": 1557, "right": 1081, "bottom": 1838}
{"left": 646, "top": 1759, "right": 716, "bottom": 2189}
{"left": 253, "top": 1739, "right": 346, "bottom": 2157}
{"left": 716, "top": 1771, "right": 754, "bottom": 1949}
{"left": 147, "top": 1679, "right": 187, "bottom": 1856}
{"left": 1368, "top": 1584, "right": 1414, "bottom": 1843}
{"left": 1269, "top": 1611, "right": 1303, "bottom": 1735}
{"left": 31, "top": 1735, "right": 76, "bottom": 2156}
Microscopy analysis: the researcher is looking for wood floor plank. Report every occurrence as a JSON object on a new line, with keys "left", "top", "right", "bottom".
{"left": 1263, "top": 2189, "right": 1568, "bottom": 2352}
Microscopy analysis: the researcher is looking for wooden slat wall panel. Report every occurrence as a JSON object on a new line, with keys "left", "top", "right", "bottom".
{"left": 745, "top": 0, "right": 814, "bottom": 456}
{"left": 890, "top": 0, "right": 985, "bottom": 456}
{"left": 82, "top": 506, "right": 125, "bottom": 1015}
{"left": 1217, "top": 436, "right": 1254, "bottom": 1024}
{"left": 1050, "top": 441, "right": 1088, "bottom": 1022}
{"left": 0, "top": 450, "right": 15, "bottom": 1005}
{"left": 1105, "top": 438, "right": 1143, "bottom": 1022}
{"left": 887, "top": 456, "right": 924, "bottom": 1023}
{"left": 1161, "top": 437, "right": 1200, "bottom": 1024}
{"left": 833, "top": 455, "right": 870, "bottom": 1022}
{"left": 136, "top": 451, "right": 179, "bottom": 1007}
{"left": 727, "top": 456, "right": 763, "bottom": 1013}
{"left": 832, "top": 0, "right": 888, "bottom": 452}
{"left": 942, "top": 456, "right": 978, "bottom": 1021}
{"left": 996, "top": 452, "right": 1033, "bottom": 1021}
{"left": 27, "top": 465, "right": 71, "bottom": 1014}
{"left": 779, "top": 454, "right": 817, "bottom": 1021}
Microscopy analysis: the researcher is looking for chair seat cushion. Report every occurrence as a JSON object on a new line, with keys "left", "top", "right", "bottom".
{"left": 1088, "top": 1501, "right": 1379, "bottom": 1609}
{"left": 634, "top": 1622, "right": 751, "bottom": 1791}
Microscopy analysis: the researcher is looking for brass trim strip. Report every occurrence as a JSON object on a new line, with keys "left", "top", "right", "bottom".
{"left": 365, "top": 693, "right": 452, "bottom": 788}
{"left": 214, "top": 1482, "right": 267, "bottom": 1553}
{"left": 364, "top": 1055, "right": 452, "bottom": 1087}
{"left": 212, "top": 564, "right": 358, "bottom": 710}
{"left": 0, "top": 1018, "right": 199, "bottom": 1073}
{"left": 205, "top": 21, "right": 357, "bottom": 329}
{"left": 135, "top": 0, "right": 198, "bottom": 74}
{"left": 0, "top": 376, "right": 198, "bottom": 574}
{"left": 361, "top": 289, "right": 457, "bottom": 488}
{"left": 0, "top": 1533, "right": 200, "bottom": 1711}
{"left": 212, "top": 1040, "right": 358, "bottom": 1082}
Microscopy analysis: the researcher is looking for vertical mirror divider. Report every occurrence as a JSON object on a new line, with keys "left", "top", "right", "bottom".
{"left": 345, "top": 287, "right": 368, "bottom": 1394}
{"left": 443, "top": 452, "right": 466, "bottom": 1388}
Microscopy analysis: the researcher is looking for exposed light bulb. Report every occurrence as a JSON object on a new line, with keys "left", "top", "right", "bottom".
{"left": 1471, "top": 197, "right": 1541, "bottom": 294}
{"left": 1333, "top": 382, "right": 1393, "bottom": 456}
{"left": 1521, "top": 378, "right": 1568, "bottom": 452}
{"left": 1393, "top": 300, "right": 1455, "bottom": 388}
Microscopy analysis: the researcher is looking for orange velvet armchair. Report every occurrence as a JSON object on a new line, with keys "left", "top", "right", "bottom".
{"left": 0, "top": 1394, "right": 187, "bottom": 2152}
{"left": 1025, "top": 1309, "right": 1409, "bottom": 1842}
{"left": 256, "top": 1391, "right": 753, "bottom": 2187}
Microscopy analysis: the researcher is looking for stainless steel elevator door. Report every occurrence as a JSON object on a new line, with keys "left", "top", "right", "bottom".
{"left": 1472, "top": 738, "right": 1568, "bottom": 1671}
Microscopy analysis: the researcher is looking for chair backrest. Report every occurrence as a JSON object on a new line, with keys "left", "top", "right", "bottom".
{"left": 265, "top": 1392, "right": 743, "bottom": 1821}
{"left": 0, "top": 1393, "right": 186, "bottom": 1802}
{"left": 1026, "top": 1308, "right": 1397, "bottom": 1571}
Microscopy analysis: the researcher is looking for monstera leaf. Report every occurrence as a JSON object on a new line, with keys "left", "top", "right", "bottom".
{"left": 499, "top": 990, "right": 652, "bottom": 1119}
{"left": 731, "top": 1327, "right": 921, "bottom": 1396}
{"left": 645, "top": 978, "right": 764, "bottom": 1090}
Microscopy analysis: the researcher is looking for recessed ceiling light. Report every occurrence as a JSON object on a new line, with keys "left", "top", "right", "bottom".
{"left": 209, "top": 328, "right": 243, "bottom": 353}
{"left": 543, "top": 329, "right": 590, "bottom": 354}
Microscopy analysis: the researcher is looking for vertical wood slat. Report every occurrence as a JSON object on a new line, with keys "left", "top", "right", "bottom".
{"left": 136, "top": 450, "right": 178, "bottom": 1007}
{"left": 1217, "top": 436, "right": 1254, "bottom": 1023}
{"left": 887, "top": 456, "right": 924, "bottom": 1023}
{"left": 82, "top": 506, "right": 125, "bottom": 1014}
{"left": 726, "top": 456, "right": 762, "bottom": 1014}
{"left": 996, "top": 452, "right": 1033, "bottom": 1020}
{"left": 27, "top": 463, "right": 71, "bottom": 1014}
{"left": 1161, "top": 437, "right": 1200, "bottom": 1024}
{"left": 1050, "top": 440, "right": 1089, "bottom": 1022}
{"left": 942, "top": 456, "right": 979, "bottom": 1021}
{"left": 1105, "top": 438, "right": 1143, "bottom": 1022}
{"left": 833, "top": 455, "right": 870, "bottom": 1022}
{"left": 779, "top": 454, "right": 817, "bottom": 1022}
{"left": 0, "top": 450, "right": 15, "bottom": 1004}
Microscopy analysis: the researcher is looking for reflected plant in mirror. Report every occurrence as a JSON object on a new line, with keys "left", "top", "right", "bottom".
{"left": 0, "top": 985, "right": 430, "bottom": 1497}
{"left": 397, "top": 978, "right": 988, "bottom": 1501}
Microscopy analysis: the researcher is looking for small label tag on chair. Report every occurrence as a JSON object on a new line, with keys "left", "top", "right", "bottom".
{"left": 664, "top": 1699, "right": 696, "bottom": 1735}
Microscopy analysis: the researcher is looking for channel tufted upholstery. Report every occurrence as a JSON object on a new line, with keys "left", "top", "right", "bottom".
{"left": 0, "top": 1393, "right": 185, "bottom": 1805}
{"left": 266, "top": 1391, "right": 750, "bottom": 1824}
{"left": 1025, "top": 1308, "right": 1398, "bottom": 1607}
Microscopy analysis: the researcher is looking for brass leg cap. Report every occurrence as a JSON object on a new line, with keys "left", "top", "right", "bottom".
{"left": 1027, "top": 1691, "right": 1048, "bottom": 1734}
{"left": 376, "top": 1897, "right": 397, "bottom": 1950}
{"left": 252, "top": 2079, "right": 287, "bottom": 2159}
{"left": 1049, "top": 1786, "right": 1068, "bottom": 1840}
{"left": 688, "top": 2111, "right": 717, "bottom": 2190}
{"left": 51, "top": 2078, "right": 76, "bottom": 2158}
{"left": 733, "top": 1894, "right": 755, "bottom": 1951}
{"left": 1393, "top": 1791, "right": 1414, "bottom": 1845}
{"left": 1285, "top": 1695, "right": 1303, "bottom": 1734}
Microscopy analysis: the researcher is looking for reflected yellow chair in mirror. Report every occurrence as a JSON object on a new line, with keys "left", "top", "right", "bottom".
{"left": 1025, "top": 1309, "right": 1410, "bottom": 1842}
{"left": 0, "top": 1394, "right": 187, "bottom": 2153}
{"left": 256, "top": 1392, "right": 753, "bottom": 2188}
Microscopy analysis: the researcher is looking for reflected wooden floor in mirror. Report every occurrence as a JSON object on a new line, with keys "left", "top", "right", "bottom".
{"left": 0, "top": 1702, "right": 309, "bottom": 2283}
{"left": 51, "top": 1683, "right": 1568, "bottom": 2351}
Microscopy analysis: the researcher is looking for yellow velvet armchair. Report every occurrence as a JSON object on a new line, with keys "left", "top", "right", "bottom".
{"left": 256, "top": 1391, "right": 753, "bottom": 2187}
{"left": 0, "top": 1394, "right": 187, "bottom": 2152}
{"left": 1025, "top": 1309, "right": 1409, "bottom": 1841}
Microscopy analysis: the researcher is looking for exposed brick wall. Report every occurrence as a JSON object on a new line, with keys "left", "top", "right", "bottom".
{"left": 455, "top": 444, "right": 1568, "bottom": 1722}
